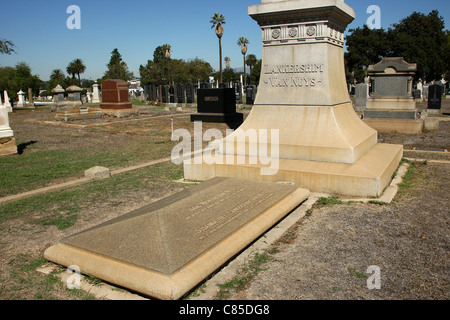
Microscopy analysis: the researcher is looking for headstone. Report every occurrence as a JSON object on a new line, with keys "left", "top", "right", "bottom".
{"left": 200, "top": 82, "right": 210, "bottom": 89}
{"left": 28, "top": 88, "right": 34, "bottom": 107}
{"left": 17, "top": 90, "right": 26, "bottom": 108}
{"left": 191, "top": 88, "right": 243, "bottom": 124}
{"left": 51, "top": 85, "right": 66, "bottom": 111}
{"left": 232, "top": 82, "right": 242, "bottom": 104}
{"left": 92, "top": 84, "right": 101, "bottom": 103}
{"left": 100, "top": 79, "right": 132, "bottom": 110}
{"left": 245, "top": 85, "right": 257, "bottom": 105}
{"left": 65, "top": 85, "right": 83, "bottom": 108}
{"left": 355, "top": 83, "right": 368, "bottom": 110}
{"left": 184, "top": 0, "right": 403, "bottom": 197}
{"left": 364, "top": 57, "right": 421, "bottom": 131}
{"left": 427, "top": 85, "right": 442, "bottom": 110}
{"left": 160, "top": 85, "right": 168, "bottom": 103}
{"left": 0, "top": 102, "right": 17, "bottom": 156}
{"left": 169, "top": 85, "right": 177, "bottom": 103}
{"left": 185, "top": 84, "right": 195, "bottom": 104}
{"left": 44, "top": 177, "right": 309, "bottom": 300}
{"left": 176, "top": 84, "right": 185, "bottom": 104}
{"left": 413, "top": 89, "right": 422, "bottom": 100}
{"left": 3, "top": 91, "right": 12, "bottom": 112}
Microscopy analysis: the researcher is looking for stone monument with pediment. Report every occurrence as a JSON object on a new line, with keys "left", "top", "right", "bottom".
{"left": 184, "top": 0, "right": 403, "bottom": 197}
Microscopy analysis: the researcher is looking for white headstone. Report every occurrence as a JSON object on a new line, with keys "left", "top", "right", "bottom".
{"left": 0, "top": 103, "right": 14, "bottom": 138}
{"left": 92, "top": 84, "right": 101, "bottom": 103}
{"left": 3, "top": 90, "right": 12, "bottom": 112}
{"left": 17, "top": 90, "right": 26, "bottom": 108}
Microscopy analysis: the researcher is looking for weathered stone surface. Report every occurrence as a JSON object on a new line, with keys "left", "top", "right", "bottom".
{"left": 44, "top": 177, "right": 310, "bottom": 300}
{"left": 84, "top": 166, "right": 111, "bottom": 180}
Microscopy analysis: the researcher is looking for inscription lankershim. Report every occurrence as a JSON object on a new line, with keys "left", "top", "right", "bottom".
{"left": 184, "top": 0, "right": 403, "bottom": 198}
{"left": 263, "top": 63, "right": 325, "bottom": 88}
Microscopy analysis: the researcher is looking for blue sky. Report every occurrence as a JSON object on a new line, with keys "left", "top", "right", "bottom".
{"left": 0, "top": 0, "right": 448, "bottom": 81}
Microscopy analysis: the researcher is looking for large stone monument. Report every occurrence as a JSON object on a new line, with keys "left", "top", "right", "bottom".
{"left": 184, "top": 0, "right": 403, "bottom": 197}
{"left": 363, "top": 57, "right": 422, "bottom": 133}
{"left": 100, "top": 79, "right": 132, "bottom": 110}
{"left": 100, "top": 79, "right": 138, "bottom": 117}
{"left": 0, "top": 102, "right": 17, "bottom": 156}
{"left": 51, "top": 85, "right": 66, "bottom": 111}
{"left": 65, "top": 85, "right": 83, "bottom": 108}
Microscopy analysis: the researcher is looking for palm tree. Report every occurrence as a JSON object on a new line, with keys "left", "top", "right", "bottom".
{"left": 67, "top": 59, "right": 86, "bottom": 86}
{"left": 224, "top": 57, "right": 231, "bottom": 69}
{"left": 237, "top": 37, "right": 249, "bottom": 87}
{"left": 210, "top": 13, "right": 226, "bottom": 84}
{"left": 163, "top": 44, "right": 172, "bottom": 84}
{"left": 50, "top": 69, "right": 65, "bottom": 85}
{"left": 66, "top": 62, "right": 77, "bottom": 84}
{"left": 246, "top": 54, "right": 257, "bottom": 84}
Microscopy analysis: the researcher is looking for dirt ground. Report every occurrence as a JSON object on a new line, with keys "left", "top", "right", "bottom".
{"left": 0, "top": 104, "right": 449, "bottom": 300}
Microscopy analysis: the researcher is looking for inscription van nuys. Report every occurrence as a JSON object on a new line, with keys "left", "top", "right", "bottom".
{"left": 44, "top": 177, "right": 310, "bottom": 300}
{"left": 262, "top": 63, "right": 325, "bottom": 88}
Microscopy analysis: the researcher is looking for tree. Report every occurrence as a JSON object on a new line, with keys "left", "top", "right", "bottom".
{"left": 66, "top": 61, "right": 77, "bottom": 84}
{"left": 0, "top": 63, "right": 42, "bottom": 100}
{"left": 389, "top": 10, "right": 447, "bottom": 82}
{"left": 224, "top": 57, "right": 231, "bottom": 69}
{"left": 237, "top": 37, "right": 249, "bottom": 87}
{"left": 210, "top": 13, "right": 226, "bottom": 84}
{"left": 345, "top": 25, "right": 391, "bottom": 83}
{"left": 246, "top": 54, "right": 257, "bottom": 84}
{"left": 249, "top": 58, "right": 262, "bottom": 86}
{"left": 0, "top": 38, "right": 16, "bottom": 55}
{"left": 67, "top": 59, "right": 86, "bottom": 86}
{"left": 345, "top": 10, "right": 448, "bottom": 83}
{"left": 104, "top": 48, "right": 134, "bottom": 81}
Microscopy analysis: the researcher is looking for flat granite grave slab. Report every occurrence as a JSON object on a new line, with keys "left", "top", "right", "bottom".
{"left": 45, "top": 177, "right": 309, "bottom": 300}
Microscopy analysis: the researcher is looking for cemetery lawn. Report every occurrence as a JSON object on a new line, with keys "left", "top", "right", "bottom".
{"left": 0, "top": 106, "right": 449, "bottom": 300}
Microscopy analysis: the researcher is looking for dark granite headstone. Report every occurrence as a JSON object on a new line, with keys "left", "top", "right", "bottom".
{"left": 428, "top": 85, "right": 442, "bottom": 110}
{"left": 169, "top": 85, "right": 177, "bottom": 103}
{"left": 191, "top": 88, "right": 243, "bottom": 124}
{"left": 160, "top": 85, "right": 168, "bottom": 103}
{"left": 413, "top": 89, "right": 422, "bottom": 100}
{"left": 232, "top": 82, "right": 242, "bottom": 104}
{"left": 246, "top": 85, "right": 257, "bottom": 105}
{"left": 185, "top": 84, "right": 195, "bottom": 104}
{"left": 176, "top": 84, "right": 185, "bottom": 104}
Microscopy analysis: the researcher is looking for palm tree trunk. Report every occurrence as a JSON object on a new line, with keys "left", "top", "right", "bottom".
{"left": 219, "top": 38, "right": 223, "bottom": 84}
{"left": 78, "top": 73, "right": 81, "bottom": 86}
{"left": 243, "top": 54, "right": 246, "bottom": 88}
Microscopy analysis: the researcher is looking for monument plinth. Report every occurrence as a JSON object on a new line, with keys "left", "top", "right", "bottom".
{"left": 363, "top": 57, "right": 423, "bottom": 133}
{"left": 184, "top": 0, "right": 403, "bottom": 197}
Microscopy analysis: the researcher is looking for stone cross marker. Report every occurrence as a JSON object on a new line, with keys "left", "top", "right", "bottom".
{"left": 184, "top": 0, "right": 403, "bottom": 197}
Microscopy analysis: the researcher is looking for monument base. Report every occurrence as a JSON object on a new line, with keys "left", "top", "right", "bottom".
{"left": 184, "top": 143, "right": 403, "bottom": 198}
{"left": 45, "top": 177, "right": 309, "bottom": 300}
{"left": 366, "top": 97, "right": 416, "bottom": 110}
{"left": 55, "top": 108, "right": 103, "bottom": 121}
{"left": 102, "top": 108, "right": 140, "bottom": 118}
{"left": 0, "top": 136, "right": 18, "bottom": 156}
{"left": 363, "top": 119, "right": 423, "bottom": 134}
